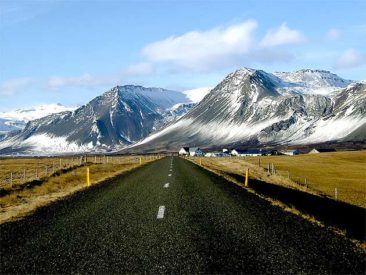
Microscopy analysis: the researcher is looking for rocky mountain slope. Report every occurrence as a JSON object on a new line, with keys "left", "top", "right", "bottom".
{"left": 131, "top": 68, "right": 365, "bottom": 151}
{"left": 0, "top": 68, "right": 363, "bottom": 155}
{"left": 273, "top": 69, "right": 352, "bottom": 95}
{"left": 0, "top": 86, "right": 195, "bottom": 154}
{"left": 0, "top": 104, "right": 77, "bottom": 134}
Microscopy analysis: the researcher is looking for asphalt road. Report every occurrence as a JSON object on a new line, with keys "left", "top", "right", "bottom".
{"left": 1, "top": 157, "right": 365, "bottom": 274}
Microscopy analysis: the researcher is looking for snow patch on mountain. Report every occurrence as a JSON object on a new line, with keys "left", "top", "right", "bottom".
{"left": 23, "top": 134, "right": 90, "bottom": 153}
{"left": 295, "top": 117, "right": 366, "bottom": 144}
{"left": 0, "top": 103, "right": 77, "bottom": 122}
{"left": 273, "top": 69, "right": 353, "bottom": 95}
{"left": 0, "top": 103, "right": 78, "bottom": 134}
{"left": 119, "top": 85, "right": 190, "bottom": 110}
{"left": 182, "top": 87, "right": 212, "bottom": 103}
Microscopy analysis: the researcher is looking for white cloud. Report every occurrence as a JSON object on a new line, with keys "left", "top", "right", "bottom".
{"left": 0, "top": 1, "right": 55, "bottom": 26}
{"left": 259, "top": 23, "right": 305, "bottom": 47}
{"left": 47, "top": 73, "right": 118, "bottom": 89}
{"left": 0, "top": 77, "right": 34, "bottom": 95}
{"left": 249, "top": 49, "right": 294, "bottom": 64}
{"left": 141, "top": 20, "right": 258, "bottom": 71}
{"left": 47, "top": 65, "right": 157, "bottom": 90}
{"left": 124, "top": 62, "right": 154, "bottom": 76}
{"left": 3, "top": 20, "right": 309, "bottom": 95}
{"left": 325, "top": 28, "right": 340, "bottom": 40}
{"left": 335, "top": 48, "right": 366, "bottom": 69}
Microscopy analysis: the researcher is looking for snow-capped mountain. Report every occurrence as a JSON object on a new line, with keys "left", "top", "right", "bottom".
{"left": 0, "top": 104, "right": 77, "bottom": 133}
{"left": 154, "top": 103, "right": 197, "bottom": 131}
{"left": 130, "top": 68, "right": 365, "bottom": 151}
{"left": 0, "top": 86, "right": 193, "bottom": 154}
{"left": 273, "top": 69, "right": 352, "bottom": 95}
{"left": 1, "top": 68, "right": 363, "bottom": 155}
{"left": 0, "top": 119, "right": 23, "bottom": 133}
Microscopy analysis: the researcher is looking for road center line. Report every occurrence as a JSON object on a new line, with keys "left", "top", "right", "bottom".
{"left": 164, "top": 183, "right": 170, "bottom": 188}
{"left": 157, "top": 206, "right": 165, "bottom": 219}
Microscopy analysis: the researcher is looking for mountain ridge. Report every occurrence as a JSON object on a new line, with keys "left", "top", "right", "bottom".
{"left": 0, "top": 104, "right": 77, "bottom": 135}
{"left": 0, "top": 85, "right": 195, "bottom": 154}
{"left": 129, "top": 68, "right": 364, "bottom": 152}
{"left": 0, "top": 68, "right": 364, "bottom": 155}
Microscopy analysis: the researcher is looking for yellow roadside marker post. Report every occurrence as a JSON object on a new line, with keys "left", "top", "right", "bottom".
{"left": 245, "top": 168, "right": 249, "bottom": 187}
{"left": 86, "top": 167, "right": 90, "bottom": 187}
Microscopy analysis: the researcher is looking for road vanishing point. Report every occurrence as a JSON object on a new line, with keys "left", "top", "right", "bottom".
{"left": 1, "top": 157, "right": 365, "bottom": 274}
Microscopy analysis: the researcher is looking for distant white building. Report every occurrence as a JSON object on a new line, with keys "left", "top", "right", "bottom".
{"left": 309, "top": 148, "right": 336, "bottom": 154}
{"left": 205, "top": 152, "right": 217, "bottom": 157}
{"left": 231, "top": 149, "right": 262, "bottom": 157}
{"left": 205, "top": 151, "right": 228, "bottom": 157}
{"left": 231, "top": 149, "right": 246, "bottom": 156}
{"left": 280, "top": 149, "right": 300, "bottom": 156}
{"left": 179, "top": 147, "right": 189, "bottom": 156}
{"left": 189, "top": 147, "right": 204, "bottom": 157}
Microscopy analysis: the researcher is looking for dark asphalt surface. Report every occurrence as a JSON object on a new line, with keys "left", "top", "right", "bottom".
{"left": 1, "top": 157, "right": 365, "bottom": 274}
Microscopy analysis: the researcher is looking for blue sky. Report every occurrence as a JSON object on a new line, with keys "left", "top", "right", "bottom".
{"left": 0, "top": 0, "right": 365, "bottom": 111}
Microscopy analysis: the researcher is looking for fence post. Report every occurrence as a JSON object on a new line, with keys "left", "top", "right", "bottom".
{"left": 86, "top": 167, "right": 90, "bottom": 187}
{"left": 258, "top": 158, "right": 261, "bottom": 167}
{"left": 305, "top": 178, "right": 307, "bottom": 187}
{"left": 10, "top": 172, "right": 13, "bottom": 187}
{"left": 36, "top": 168, "right": 38, "bottom": 179}
{"left": 140, "top": 157, "right": 142, "bottom": 165}
{"left": 267, "top": 163, "right": 270, "bottom": 173}
{"left": 335, "top": 188, "right": 338, "bottom": 200}
{"left": 245, "top": 168, "right": 249, "bottom": 187}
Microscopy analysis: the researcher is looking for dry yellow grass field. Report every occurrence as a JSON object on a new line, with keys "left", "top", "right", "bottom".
{"left": 0, "top": 155, "right": 134, "bottom": 189}
{"left": 0, "top": 155, "right": 160, "bottom": 224}
{"left": 191, "top": 150, "right": 366, "bottom": 208}
{"left": 0, "top": 156, "right": 78, "bottom": 188}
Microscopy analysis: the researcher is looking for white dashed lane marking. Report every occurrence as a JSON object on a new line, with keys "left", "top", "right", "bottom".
{"left": 164, "top": 183, "right": 170, "bottom": 188}
{"left": 157, "top": 206, "right": 165, "bottom": 219}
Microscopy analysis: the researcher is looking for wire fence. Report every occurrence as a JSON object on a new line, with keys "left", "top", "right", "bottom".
{"left": 256, "top": 159, "right": 337, "bottom": 199}
{"left": 185, "top": 155, "right": 341, "bottom": 201}
{"left": 0, "top": 155, "right": 160, "bottom": 190}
